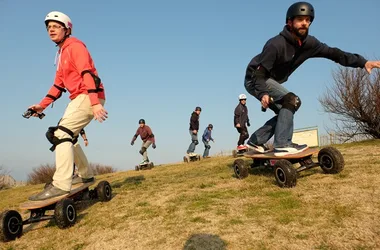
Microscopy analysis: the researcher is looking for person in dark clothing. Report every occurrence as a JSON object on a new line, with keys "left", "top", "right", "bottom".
{"left": 202, "top": 124, "right": 214, "bottom": 158}
{"left": 244, "top": 1, "right": 380, "bottom": 156}
{"left": 131, "top": 119, "right": 156, "bottom": 164}
{"left": 187, "top": 106, "right": 202, "bottom": 155}
{"left": 234, "top": 94, "right": 250, "bottom": 150}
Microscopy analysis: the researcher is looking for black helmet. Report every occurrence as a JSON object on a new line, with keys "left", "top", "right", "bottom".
{"left": 208, "top": 124, "right": 213, "bottom": 128}
{"left": 138, "top": 119, "right": 145, "bottom": 124}
{"left": 286, "top": 2, "right": 314, "bottom": 23}
{"left": 195, "top": 106, "right": 202, "bottom": 111}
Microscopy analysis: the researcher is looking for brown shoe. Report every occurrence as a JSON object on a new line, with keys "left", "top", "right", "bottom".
{"left": 72, "top": 175, "right": 95, "bottom": 185}
{"left": 29, "top": 184, "right": 69, "bottom": 201}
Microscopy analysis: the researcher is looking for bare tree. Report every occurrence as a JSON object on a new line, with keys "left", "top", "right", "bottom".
{"left": 319, "top": 66, "right": 380, "bottom": 141}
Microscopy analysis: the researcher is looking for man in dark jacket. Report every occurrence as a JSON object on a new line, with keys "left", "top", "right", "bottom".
{"left": 131, "top": 119, "right": 156, "bottom": 164}
{"left": 234, "top": 94, "right": 250, "bottom": 150}
{"left": 187, "top": 106, "right": 202, "bottom": 155}
{"left": 244, "top": 1, "right": 380, "bottom": 156}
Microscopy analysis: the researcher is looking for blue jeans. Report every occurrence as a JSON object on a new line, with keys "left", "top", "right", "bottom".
{"left": 187, "top": 130, "right": 198, "bottom": 153}
{"left": 244, "top": 78, "right": 295, "bottom": 148}
{"left": 202, "top": 139, "right": 210, "bottom": 157}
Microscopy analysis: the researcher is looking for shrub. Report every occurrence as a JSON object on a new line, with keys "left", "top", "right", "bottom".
{"left": 89, "top": 163, "right": 117, "bottom": 175}
{"left": 27, "top": 164, "right": 56, "bottom": 185}
{"left": 0, "top": 165, "right": 11, "bottom": 190}
{"left": 27, "top": 162, "right": 116, "bottom": 185}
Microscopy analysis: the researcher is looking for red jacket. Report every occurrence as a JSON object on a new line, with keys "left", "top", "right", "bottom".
{"left": 132, "top": 125, "right": 155, "bottom": 143}
{"left": 39, "top": 37, "right": 106, "bottom": 109}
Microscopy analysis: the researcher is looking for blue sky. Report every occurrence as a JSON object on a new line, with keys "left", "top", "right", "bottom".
{"left": 1, "top": 0, "right": 379, "bottom": 181}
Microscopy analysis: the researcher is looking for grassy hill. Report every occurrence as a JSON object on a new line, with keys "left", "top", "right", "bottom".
{"left": 1, "top": 140, "right": 379, "bottom": 250}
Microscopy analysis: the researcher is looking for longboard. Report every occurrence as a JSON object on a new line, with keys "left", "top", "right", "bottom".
{"left": 243, "top": 147, "right": 319, "bottom": 159}
{"left": 135, "top": 162, "right": 154, "bottom": 171}
{"left": 20, "top": 181, "right": 94, "bottom": 210}
{"left": 183, "top": 153, "right": 201, "bottom": 163}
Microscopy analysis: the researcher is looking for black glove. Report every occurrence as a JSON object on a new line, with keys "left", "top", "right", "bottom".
{"left": 247, "top": 121, "right": 251, "bottom": 127}
{"left": 152, "top": 143, "right": 156, "bottom": 149}
{"left": 131, "top": 141, "right": 134, "bottom": 146}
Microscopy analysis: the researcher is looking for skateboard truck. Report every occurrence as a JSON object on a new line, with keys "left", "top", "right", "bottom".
{"left": 22, "top": 108, "right": 45, "bottom": 119}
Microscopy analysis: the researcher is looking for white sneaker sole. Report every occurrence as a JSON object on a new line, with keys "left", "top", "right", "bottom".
{"left": 246, "top": 144, "right": 265, "bottom": 153}
{"left": 274, "top": 146, "right": 309, "bottom": 157}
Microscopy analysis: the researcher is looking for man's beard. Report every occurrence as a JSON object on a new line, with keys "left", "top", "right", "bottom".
{"left": 293, "top": 26, "right": 309, "bottom": 40}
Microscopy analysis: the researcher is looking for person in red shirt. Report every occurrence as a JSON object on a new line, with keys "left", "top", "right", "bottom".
{"left": 27, "top": 11, "right": 108, "bottom": 201}
{"left": 131, "top": 119, "right": 156, "bottom": 164}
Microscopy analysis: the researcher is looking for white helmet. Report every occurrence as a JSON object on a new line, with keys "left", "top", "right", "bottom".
{"left": 239, "top": 94, "right": 247, "bottom": 100}
{"left": 45, "top": 11, "right": 72, "bottom": 30}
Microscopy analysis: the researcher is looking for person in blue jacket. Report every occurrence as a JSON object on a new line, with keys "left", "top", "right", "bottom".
{"left": 202, "top": 124, "right": 214, "bottom": 158}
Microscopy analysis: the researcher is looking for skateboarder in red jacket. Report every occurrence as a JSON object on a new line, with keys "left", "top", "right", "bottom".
{"left": 131, "top": 119, "right": 156, "bottom": 164}
{"left": 27, "top": 11, "right": 108, "bottom": 201}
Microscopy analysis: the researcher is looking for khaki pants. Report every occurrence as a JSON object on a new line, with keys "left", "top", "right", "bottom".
{"left": 52, "top": 94, "right": 105, "bottom": 191}
{"left": 141, "top": 140, "right": 152, "bottom": 161}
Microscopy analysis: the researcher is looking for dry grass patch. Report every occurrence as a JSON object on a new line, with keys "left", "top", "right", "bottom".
{"left": 1, "top": 140, "right": 380, "bottom": 249}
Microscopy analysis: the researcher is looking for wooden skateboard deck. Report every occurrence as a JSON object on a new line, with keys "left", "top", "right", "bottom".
{"left": 20, "top": 181, "right": 95, "bottom": 210}
{"left": 244, "top": 147, "right": 319, "bottom": 159}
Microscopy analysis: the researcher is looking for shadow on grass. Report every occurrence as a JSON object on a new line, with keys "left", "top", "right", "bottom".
{"left": 44, "top": 212, "right": 89, "bottom": 228}
{"left": 183, "top": 233, "right": 227, "bottom": 250}
{"left": 111, "top": 175, "right": 146, "bottom": 189}
{"left": 230, "top": 164, "right": 274, "bottom": 179}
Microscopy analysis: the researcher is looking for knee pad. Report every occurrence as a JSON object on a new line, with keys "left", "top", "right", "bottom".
{"left": 281, "top": 92, "right": 301, "bottom": 113}
{"left": 139, "top": 147, "right": 147, "bottom": 155}
{"left": 46, "top": 125, "right": 77, "bottom": 152}
{"left": 205, "top": 144, "right": 211, "bottom": 149}
{"left": 193, "top": 140, "right": 199, "bottom": 145}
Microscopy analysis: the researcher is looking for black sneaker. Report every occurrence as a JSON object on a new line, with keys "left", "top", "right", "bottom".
{"left": 72, "top": 175, "right": 95, "bottom": 185}
{"left": 29, "top": 184, "right": 69, "bottom": 201}
{"left": 274, "top": 144, "right": 308, "bottom": 156}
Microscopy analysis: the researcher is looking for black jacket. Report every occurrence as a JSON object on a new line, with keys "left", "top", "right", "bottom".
{"left": 189, "top": 112, "right": 199, "bottom": 131}
{"left": 234, "top": 103, "right": 249, "bottom": 127}
{"left": 245, "top": 25, "right": 367, "bottom": 99}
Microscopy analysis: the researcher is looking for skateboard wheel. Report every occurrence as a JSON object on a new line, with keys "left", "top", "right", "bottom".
{"left": 318, "top": 147, "right": 344, "bottom": 174}
{"left": 135, "top": 165, "right": 139, "bottom": 171}
{"left": 274, "top": 160, "right": 297, "bottom": 188}
{"left": 0, "top": 210, "right": 23, "bottom": 242}
{"left": 197, "top": 155, "right": 201, "bottom": 161}
{"left": 183, "top": 156, "right": 189, "bottom": 163}
{"left": 96, "top": 181, "right": 112, "bottom": 202}
{"left": 232, "top": 150, "right": 237, "bottom": 158}
{"left": 150, "top": 162, "right": 154, "bottom": 169}
{"left": 233, "top": 159, "right": 249, "bottom": 179}
{"left": 54, "top": 198, "right": 76, "bottom": 229}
